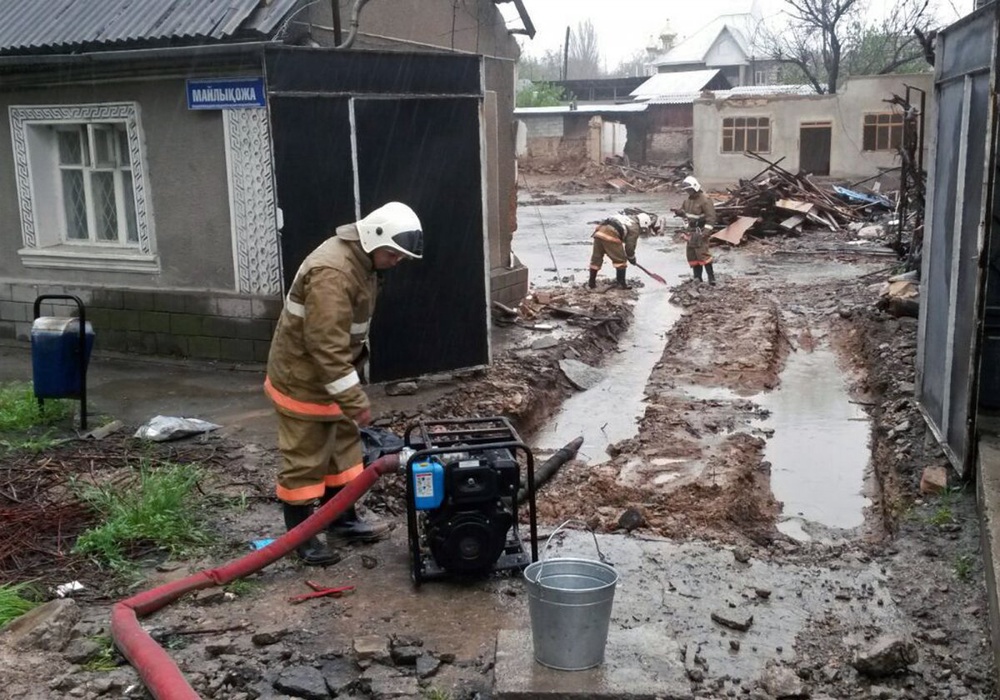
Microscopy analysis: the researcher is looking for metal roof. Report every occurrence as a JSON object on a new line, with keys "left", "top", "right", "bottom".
{"left": 514, "top": 104, "right": 648, "bottom": 116}
{"left": 630, "top": 69, "right": 722, "bottom": 99}
{"left": 0, "top": 0, "right": 296, "bottom": 54}
{"left": 651, "top": 9, "right": 765, "bottom": 67}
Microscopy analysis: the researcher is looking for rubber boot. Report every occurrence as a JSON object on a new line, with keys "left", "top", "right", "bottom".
{"left": 588, "top": 268, "right": 598, "bottom": 289}
{"left": 615, "top": 268, "right": 629, "bottom": 289}
{"left": 323, "top": 488, "right": 390, "bottom": 544}
{"left": 706, "top": 263, "right": 716, "bottom": 286}
{"left": 692, "top": 265, "right": 703, "bottom": 283}
{"left": 282, "top": 503, "right": 341, "bottom": 566}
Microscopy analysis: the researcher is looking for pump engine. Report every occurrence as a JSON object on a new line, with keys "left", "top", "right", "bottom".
{"left": 402, "top": 417, "right": 538, "bottom": 584}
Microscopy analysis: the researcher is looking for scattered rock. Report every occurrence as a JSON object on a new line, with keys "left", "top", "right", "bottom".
{"left": 730, "top": 640, "right": 741, "bottom": 651}
{"left": 205, "top": 640, "right": 237, "bottom": 658}
{"left": 1, "top": 599, "right": 80, "bottom": 652}
{"left": 617, "top": 507, "right": 645, "bottom": 532}
{"left": 191, "top": 589, "right": 227, "bottom": 606}
{"left": 733, "top": 547, "right": 751, "bottom": 563}
{"left": 320, "top": 657, "right": 357, "bottom": 696}
{"left": 251, "top": 626, "right": 291, "bottom": 647}
{"left": 852, "top": 635, "right": 918, "bottom": 677}
{"left": 416, "top": 654, "right": 442, "bottom": 679}
{"left": 354, "top": 635, "right": 390, "bottom": 662}
{"left": 754, "top": 588, "right": 772, "bottom": 600}
{"left": 390, "top": 645, "right": 421, "bottom": 665}
{"left": 712, "top": 609, "right": 754, "bottom": 632}
{"left": 273, "top": 666, "right": 329, "bottom": 700}
{"left": 61, "top": 637, "right": 103, "bottom": 664}
{"left": 386, "top": 381, "right": 418, "bottom": 396}
{"left": 558, "top": 358, "right": 604, "bottom": 390}
{"left": 920, "top": 466, "right": 949, "bottom": 495}
{"left": 759, "top": 664, "right": 807, "bottom": 698}
{"left": 530, "top": 336, "right": 559, "bottom": 351}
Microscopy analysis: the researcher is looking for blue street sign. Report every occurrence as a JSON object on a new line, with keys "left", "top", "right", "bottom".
{"left": 186, "top": 77, "right": 266, "bottom": 110}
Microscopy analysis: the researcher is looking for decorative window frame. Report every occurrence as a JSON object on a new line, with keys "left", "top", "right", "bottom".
{"left": 9, "top": 102, "right": 158, "bottom": 273}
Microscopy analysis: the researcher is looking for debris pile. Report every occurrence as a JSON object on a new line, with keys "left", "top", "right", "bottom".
{"left": 520, "top": 158, "right": 690, "bottom": 195}
{"left": 714, "top": 152, "right": 866, "bottom": 236}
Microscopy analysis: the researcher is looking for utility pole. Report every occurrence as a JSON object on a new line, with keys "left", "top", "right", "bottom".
{"left": 562, "top": 26, "right": 570, "bottom": 80}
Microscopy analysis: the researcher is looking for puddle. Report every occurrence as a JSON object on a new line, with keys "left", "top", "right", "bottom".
{"left": 758, "top": 345, "right": 871, "bottom": 530}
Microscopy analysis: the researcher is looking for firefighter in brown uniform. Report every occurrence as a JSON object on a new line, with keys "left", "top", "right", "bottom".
{"left": 676, "top": 176, "right": 718, "bottom": 285}
{"left": 265, "top": 202, "right": 424, "bottom": 565}
{"left": 588, "top": 211, "right": 660, "bottom": 289}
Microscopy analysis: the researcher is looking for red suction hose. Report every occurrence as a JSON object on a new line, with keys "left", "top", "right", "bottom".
{"left": 110, "top": 454, "right": 401, "bottom": 700}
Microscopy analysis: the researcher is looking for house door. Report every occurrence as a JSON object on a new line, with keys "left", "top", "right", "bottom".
{"left": 799, "top": 122, "right": 832, "bottom": 176}
{"left": 265, "top": 48, "right": 488, "bottom": 382}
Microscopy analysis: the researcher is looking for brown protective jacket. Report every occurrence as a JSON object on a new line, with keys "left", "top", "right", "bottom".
{"left": 680, "top": 192, "right": 717, "bottom": 226}
{"left": 591, "top": 215, "right": 641, "bottom": 260}
{"left": 265, "top": 230, "right": 376, "bottom": 421}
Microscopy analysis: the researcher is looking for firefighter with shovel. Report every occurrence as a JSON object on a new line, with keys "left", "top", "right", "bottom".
{"left": 587, "top": 210, "right": 663, "bottom": 289}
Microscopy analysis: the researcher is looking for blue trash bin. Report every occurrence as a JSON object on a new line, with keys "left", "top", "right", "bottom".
{"left": 31, "top": 316, "right": 95, "bottom": 399}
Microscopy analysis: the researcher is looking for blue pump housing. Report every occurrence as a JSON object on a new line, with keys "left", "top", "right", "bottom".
{"left": 412, "top": 459, "right": 445, "bottom": 510}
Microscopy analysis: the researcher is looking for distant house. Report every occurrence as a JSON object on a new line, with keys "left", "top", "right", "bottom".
{"left": 691, "top": 73, "right": 934, "bottom": 185}
{"left": 651, "top": 0, "right": 781, "bottom": 86}
{"left": 0, "top": 0, "right": 532, "bottom": 379}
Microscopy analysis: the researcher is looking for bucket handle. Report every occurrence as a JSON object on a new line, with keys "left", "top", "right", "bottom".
{"left": 538, "top": 518, "right": 609, "bottom": 575}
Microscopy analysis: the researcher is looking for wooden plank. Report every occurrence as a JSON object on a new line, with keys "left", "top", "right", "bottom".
{"left": 779, "top": 213, "right": 806, "bottom": 230}
{"left": 776, "top": 199, "right": 814, "bottom": 214}
{"left": 711, "top": 216, "right": 758, "bottom": 245}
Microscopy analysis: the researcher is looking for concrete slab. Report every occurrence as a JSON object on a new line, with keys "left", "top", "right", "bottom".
{"left": 494, "top": 628, "right": 691, "bottom": 700}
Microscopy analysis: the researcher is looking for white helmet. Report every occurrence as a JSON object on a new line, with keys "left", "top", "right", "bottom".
{"left": 356, "top": 202, "right": 423, "bottom": 259}
{"left": 636, "top": 213, "right": 652, "bottom": 230}
{"left": 682, "top": 176, "right": 702, "bottom": 193}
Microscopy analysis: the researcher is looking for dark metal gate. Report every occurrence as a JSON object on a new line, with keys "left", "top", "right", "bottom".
{"left": 917, "top": 4, "right": 1000, "bottom": 476}
{"left": 265, "top": 48, "right": 489, "bottom": 382}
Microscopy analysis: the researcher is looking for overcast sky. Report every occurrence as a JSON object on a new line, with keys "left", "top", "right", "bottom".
{"left": 512, "top": 0, "right": 968, "bottom": 70}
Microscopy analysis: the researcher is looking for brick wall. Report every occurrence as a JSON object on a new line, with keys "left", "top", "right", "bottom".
{"left": 0, "top": 282, "right": 280, "bottom": 363}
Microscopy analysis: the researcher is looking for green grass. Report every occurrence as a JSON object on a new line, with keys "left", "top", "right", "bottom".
{"left": 422, "top": 690, "right": 452, "bottom": 700}
{"left": 223, "top": 578, "right": 260, "bottom": 597}
{"left": 928, "top": 506, "right": 954, "bottom": 526}
{"left": 955, "top": 554, "right": 975, "bottom": 582}
{"left": 0, "top": 583, "right": 39, "bottom": 627}
{"left": 0, "top": 382, "right": 72, "bottom": 432}
{"left": 73, "top": 463, "right": 211, "bottom": 572}
{"left": 0, "top": 430, "right": 69, "bottom": 454}
{"left": 81, "top": 636, "right": 119, "bottom": 672}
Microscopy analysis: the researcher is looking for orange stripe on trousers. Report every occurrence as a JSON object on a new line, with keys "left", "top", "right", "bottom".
{"left": 264, "top": 376, "right": 343, "bottom": 417}
{"left": 324, "top": 463, "right": 364, "bottom": 487}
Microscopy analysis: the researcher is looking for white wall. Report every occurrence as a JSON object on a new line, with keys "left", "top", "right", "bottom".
{"left": 692, "top": 73, "right": 934, "bottom": 186}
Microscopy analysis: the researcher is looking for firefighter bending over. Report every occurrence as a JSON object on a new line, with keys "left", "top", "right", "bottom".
{"left": 588, "top": 210, "right": 660, "bottom": 289}
{"left": 264, "top": 202, "right": 424, "bottom": 566}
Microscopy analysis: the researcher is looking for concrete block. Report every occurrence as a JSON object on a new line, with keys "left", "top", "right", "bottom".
{"left": 216, "top": 297, "right": 253, "bottom": 319}
{"left": 169, "top": 313, "right": 204, "bottom": 336}
{"left": 14, "top": 321, "right": 31, "bottom": 341}
{"left": 184, "top": 295, "right": 215, "bottom": 316}
{"left": 219, "top": 338, "right": 255, "bottom": 363}
{"left": 153, "top": 293, "right": 190, "bottom": 314}
{"left": 0, "top": 321, "right": 15, "bottom": 340}
{"left": 60, "top": 287, "right": 93, "bottom": 305}
{"left": 91, "top": 289, "right": 124, "bottom": 310}
{"left": 106, "top": 309, "right": 141, "bottom": 332}
{"left": 126, "top": 331, "right": 157, "bottom": 354}
{"left": 202, "top": 316, "right": 243, "bottom": 339}
{"left": 11, "top": 285, "right": 39, "bottom": 303}
{"left": 236, "top": 318, "right": 275, "bottom": 341}
{"left": 139, "top": 311, "right": 171, "bottom": 334}
{"left": 124, "top": 291, "right": 156, "bottom": 312}
{"left": 155, "top": 333, "right": 189, "bottom": 357}
{"left": 493, "top": 628, "right": 688, "bottom": 699}
{"left": 0, "top": 301, "right": 29, "bottom": 323}
{"left": 99, "top": 329, "right": 127, "bottom": 351}
{"left": 189, "top": 336, "right": 221, "bottom": 359}
{"left": 0, "top": 282, "right": 12, "bottom": 302}
{"left": 251, "top": 297, "right": 282, "bottom": 320}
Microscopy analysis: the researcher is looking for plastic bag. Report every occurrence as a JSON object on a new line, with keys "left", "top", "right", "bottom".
{"left": 134, "top": 415, "right": 221, "bottom": 442}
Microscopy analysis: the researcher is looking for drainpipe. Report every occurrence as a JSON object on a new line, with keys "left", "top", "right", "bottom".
{"left": 331, "top": 0, "right": 343, "bottom": 44}
{"left": 336, "top": 0, "right": 371, "bottom": 49}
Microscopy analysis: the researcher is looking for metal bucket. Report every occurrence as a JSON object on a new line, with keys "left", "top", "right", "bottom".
{"left": 523, "top": 521, "right": 619, "bottom": 670}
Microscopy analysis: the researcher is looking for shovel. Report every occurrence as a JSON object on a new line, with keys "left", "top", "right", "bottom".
{"left": 632, "top": 261, "right": 667, "bottom": 285}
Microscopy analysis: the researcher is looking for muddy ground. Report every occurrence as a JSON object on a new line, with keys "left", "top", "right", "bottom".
{"left": 0, "top": 171, "right": 996, "bottom": 700}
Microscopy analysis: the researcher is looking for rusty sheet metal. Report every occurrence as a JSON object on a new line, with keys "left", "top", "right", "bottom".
{"left": 712, "top": 216, "right": 757, "bottom": 245}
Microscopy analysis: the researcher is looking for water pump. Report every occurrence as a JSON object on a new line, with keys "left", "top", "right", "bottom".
{"left": 401, "top": 417, "right": 538, "bottom": 585}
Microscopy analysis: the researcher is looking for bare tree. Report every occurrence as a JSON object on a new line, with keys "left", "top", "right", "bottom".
{"left": 609, "top": 48, "right": 652, "bottom": 78}
{"left": 567, "top": 19, "right": 603, "bottom": 79}
{"left": 760, "top": 0, "right": 934, "bottom": 94}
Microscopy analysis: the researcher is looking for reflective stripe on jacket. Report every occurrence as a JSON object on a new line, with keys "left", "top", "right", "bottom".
{"left": 592, "top": 217, "right": 640, "bottom": 261}
{"left": 680, "top": 192, "right": 717, "bottom": 226}
{"left": 265, "top": 234, "right": 376, "bottom": 421}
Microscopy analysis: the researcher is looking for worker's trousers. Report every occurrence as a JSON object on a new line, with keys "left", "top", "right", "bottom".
{"left": 275, "top": 413, "right": 364, "bottom": 505}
